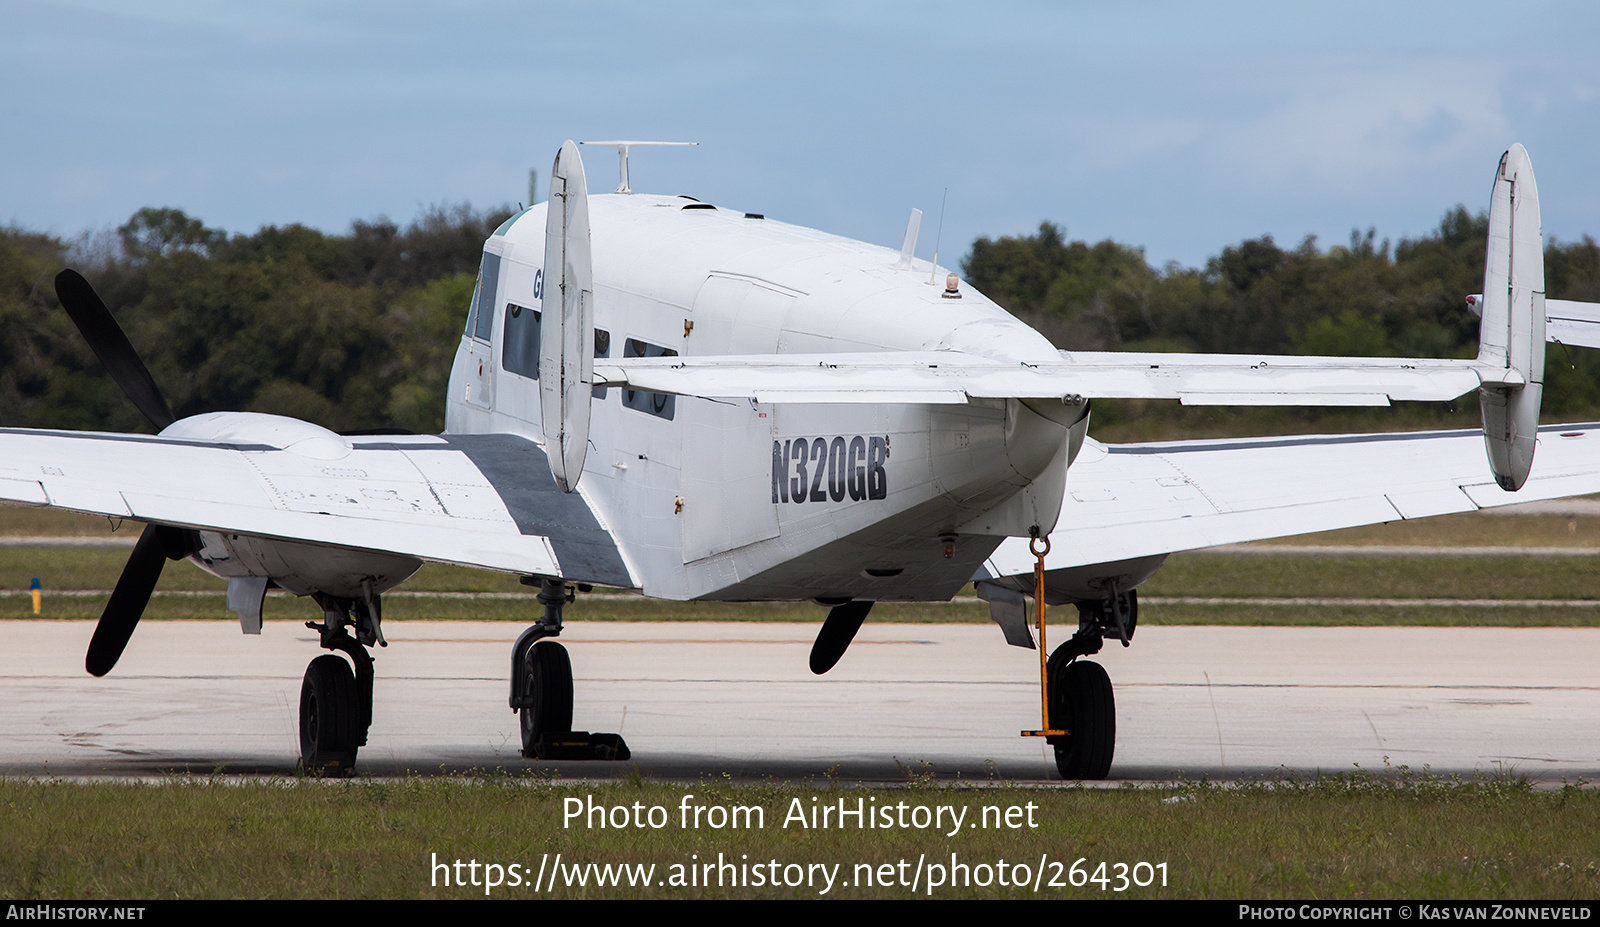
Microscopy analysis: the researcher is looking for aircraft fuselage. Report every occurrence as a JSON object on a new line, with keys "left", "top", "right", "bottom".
{"left": 445, "top": 194, "right": 1075, "bottom": 602}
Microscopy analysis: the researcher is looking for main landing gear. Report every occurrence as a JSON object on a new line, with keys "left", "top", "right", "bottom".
{"left": 509, "top": 577, "right": 629, "bottom": 762}
{"left": 1041, "top": 590, "right": 1134, "bottom": 780}
{"left": 299, "top": 590, "right": 383, "bottom": 776}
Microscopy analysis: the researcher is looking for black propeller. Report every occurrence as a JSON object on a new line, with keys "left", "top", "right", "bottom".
{"left": 84, "top": 524, "right": 194, "bottom": 676}
{"left": 809, "top": 600, "right": 873, "bottom": 675}
{"left": 53, "top": 270, "right": 193, "bottom": 677}
{"left": 54, "top": 269, "right": 175, "bottom": 430}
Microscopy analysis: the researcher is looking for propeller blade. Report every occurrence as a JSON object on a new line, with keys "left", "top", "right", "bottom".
{"left": 53, "top": 269, "right": 175, "bottom": 430}
{"left": 809, "top": 600, "right": 873, "bottom": 675}
{"left": 85, "top": 524, "right": 173, "bottom": 676}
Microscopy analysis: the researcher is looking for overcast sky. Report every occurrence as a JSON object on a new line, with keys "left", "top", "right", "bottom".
{"left": 5, "top": 1, "right": 1598, "bottom": 269}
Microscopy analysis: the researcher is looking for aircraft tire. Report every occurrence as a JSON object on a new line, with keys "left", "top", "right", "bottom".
{"left": 300, "top": 654, "right": 359, "bottom": 775}
{"left": 1050, "top": 659, "right": 1115, "bottom": 780}
{"left": 519, "top": 641, "right": 574, "bottom": 757}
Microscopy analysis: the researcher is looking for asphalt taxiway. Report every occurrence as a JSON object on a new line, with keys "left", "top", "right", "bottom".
{"left": 2, "top": 619, "right": 1596, "bottom": 783}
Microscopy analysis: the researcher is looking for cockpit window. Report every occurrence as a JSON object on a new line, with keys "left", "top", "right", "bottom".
{"left": 469, "top": 252, "right": 502, "bottom": 342}
{"left": 491, "top": 207, "right": 530, "bottom": 238}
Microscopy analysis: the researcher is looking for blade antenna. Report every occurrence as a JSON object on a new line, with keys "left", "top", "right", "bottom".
{"left": 578, "top": 141, "right": 698, "bottom": 194}
{"left": 927, "top": 187, "right": 949, "bottom": 286}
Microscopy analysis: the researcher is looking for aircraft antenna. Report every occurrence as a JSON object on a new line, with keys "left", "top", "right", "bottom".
{"left": 928, "top": 187, "right": 949, "bottom": 285}
{"left": 579, "top": 141, "right": 698, "bottom": 194}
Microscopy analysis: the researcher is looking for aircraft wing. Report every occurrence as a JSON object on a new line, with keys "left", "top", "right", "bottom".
{"left": 0, "top": 427, "right": 633, "bottom": 587}
{"left": 980, "top": 422, "right": 1600, "bottom": 577}
{"left": 596, "top": 350, "right": 1506, "bottom": 406}
{"left": 1548, "top": 299, "right": 1600, "bottom": 351}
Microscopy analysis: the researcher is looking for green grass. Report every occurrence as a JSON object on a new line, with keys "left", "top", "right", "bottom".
{"left": 1145, "top": 553, "right": 1600, "bottom": 600}
{"left": 0, "top": 775, "right": 1594, "bottom": 899}
{"left": 0, "top": 506, "right": 130, "bottom": 537}
{"left": 1133, "top": 602, "right": 1600, "bottom": 627}
{"left": 0, "top": 586, "right": 987, "bottom": 624}
{"left": 1258, "top": 510, "right": 1600, "bottom": 548}
{"left": 7, "top": 548, "right": 1600, "bottom": 625}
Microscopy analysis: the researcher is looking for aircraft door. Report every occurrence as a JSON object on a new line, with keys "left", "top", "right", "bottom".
{"left": 460, "top": 250, "right": 505, "bottom": 411}
{"left": 678, "top": 276, "right": 788, "bottom": 563}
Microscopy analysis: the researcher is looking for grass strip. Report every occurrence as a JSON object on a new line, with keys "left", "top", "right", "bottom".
{"left": 0, "top": 774, "right": 1594, "bottom": 899}
{"left": 6, "top": 546, "right": 1600, "bottom": 602}
{"left": 1145, "top": 553, "right": 1600, "bottom": 600}
{"left": 15, "top": 596, "right": 1600, "bottom": 626}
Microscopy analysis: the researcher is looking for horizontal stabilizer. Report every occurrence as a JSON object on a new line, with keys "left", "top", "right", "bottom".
{"left": 596, "top": 350, "right": 1503, "bottom": 407}
{"left": 1546, "top": 299, "right": 1600, "bottom": 350}
{"left": 1469, "top": 295, "right": 1600, "bottom": 350}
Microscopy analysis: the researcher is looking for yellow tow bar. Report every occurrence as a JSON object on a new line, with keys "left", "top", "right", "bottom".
{"left": 1020, "top": 533, "right": 1065, "bottom": 739}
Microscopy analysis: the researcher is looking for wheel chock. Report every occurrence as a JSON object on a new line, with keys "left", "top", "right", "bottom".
{"left": 531, "top": 731, "right": 631, "bottom": 761}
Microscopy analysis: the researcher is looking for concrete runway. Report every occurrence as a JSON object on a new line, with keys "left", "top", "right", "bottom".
{"left": 2, "top": 619, "right": 1598, "bottom": 784}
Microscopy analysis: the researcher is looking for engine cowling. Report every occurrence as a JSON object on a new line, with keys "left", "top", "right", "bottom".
{"left": 159, "top": 412, "right": 423, "bottom": 599}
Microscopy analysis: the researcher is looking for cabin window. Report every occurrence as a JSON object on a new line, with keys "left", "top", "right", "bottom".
{"left": 502, "top": 302, "right": 540, "bottom": 379}
{"left": 469, "top": 252, "right": 502, "bottom": 342}
{"left": 593, "top": 328, "right": 610, "bottom": 399}
{"left": 621, "top": 337, "right": 676, "bottom": 420}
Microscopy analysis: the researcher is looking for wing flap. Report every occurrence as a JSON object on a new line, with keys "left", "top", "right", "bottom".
{"left": 0, "top": 477, "right": 51, "bottom": 507}
{"left": 120, "top": 490, "right": 559, "bottom": 575}
{"left": 1383, "top": 486, "right": 1477, "bottom": 519}
{"left": 1178, "top": 391, "right": 1390, "bottom": 407}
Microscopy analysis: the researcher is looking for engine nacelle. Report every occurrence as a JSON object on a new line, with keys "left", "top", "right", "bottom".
{"left": 158, "top": 411, "right": 423, "bottom": 599}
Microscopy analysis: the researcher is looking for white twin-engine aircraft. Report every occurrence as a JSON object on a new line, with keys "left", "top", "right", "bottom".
{"left": 14, "top": 141, "right": 1600, "bottom": 777}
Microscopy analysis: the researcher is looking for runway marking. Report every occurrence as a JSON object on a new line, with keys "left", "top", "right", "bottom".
{"left": 1144, "top": 596, "right": 1600, "bottom": 607}
{"left": 11, "top": 673, "right": 1598, "bottom": 693}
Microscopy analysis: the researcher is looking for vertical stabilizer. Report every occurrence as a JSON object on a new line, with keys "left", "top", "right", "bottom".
{"left": 1477, "top": 144, "right": 1546, "bottom": 492}
{"left": 541, "top": 140, "right": 595, "bottom": 493}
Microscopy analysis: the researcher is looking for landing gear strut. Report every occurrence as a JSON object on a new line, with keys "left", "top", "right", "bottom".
{"left": 298, "top": 589, "right": 382, "bottom": 775}
{"left": 509, "top": 577, "right": 629, "bottom": 761}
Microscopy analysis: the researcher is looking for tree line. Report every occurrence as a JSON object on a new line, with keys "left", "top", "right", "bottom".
{"left": 0, "top": 204, "right": 512, "bottom": 435}
{"left": 1, "top": 203, "right": 1597, "bottom": 440}
{"left": 963, "top": 211, "right": 1600, "bottom": 438}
